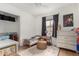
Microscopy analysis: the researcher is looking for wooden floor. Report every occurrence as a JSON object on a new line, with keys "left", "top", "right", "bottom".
{"left": 19, "top": 46, "right": 79, "bottom": 56}
{"left": 58, "top": 48, "right": 79, "bottom": 56}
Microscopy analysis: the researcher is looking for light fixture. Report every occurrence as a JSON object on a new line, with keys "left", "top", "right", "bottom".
{"left": 33, "top": 3, "right": 48, "bottom": 8}
{"left": 34, "top": 3, "right": 42, "bottom": 6}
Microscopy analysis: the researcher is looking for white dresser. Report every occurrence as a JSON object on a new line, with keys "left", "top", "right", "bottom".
{"left": 57, "top": 31, "right": 77, "bottom": 51}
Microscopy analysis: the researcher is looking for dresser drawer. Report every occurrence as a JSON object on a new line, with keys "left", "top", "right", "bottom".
{"left": 57, "top": 36, "right": 76, "bottom": 45}
{"left": 57, "top": 42, "right": 76, "bottom": 51}
{"left": 57, "top": 31, "right": 76, "bottom": 36}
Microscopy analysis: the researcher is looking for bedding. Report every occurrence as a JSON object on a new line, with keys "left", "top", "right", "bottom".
{"left": 0, "top": 39, "right": 18, "bottom": 54}
{"left": 0, "top": 39, "right": 18, "bottom": 48}
{"left": 0, "top": 33, "right": 18, "bottom": 55}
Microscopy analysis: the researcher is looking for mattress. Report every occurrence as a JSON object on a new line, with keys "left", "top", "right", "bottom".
{"left": 0, "top": 39, "right": 18, "bottom": 49}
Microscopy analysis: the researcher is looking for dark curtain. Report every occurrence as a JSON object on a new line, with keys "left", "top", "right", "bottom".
{"left": 42, "top": 17, "right": 46, "bottom": 36}
{"left": 52, "top": 14, "right": 59, "bottom": 38}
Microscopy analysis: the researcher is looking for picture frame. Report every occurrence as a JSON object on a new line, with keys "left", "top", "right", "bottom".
{"left": 63, "top": 14, "right": 73, "bottom": 27}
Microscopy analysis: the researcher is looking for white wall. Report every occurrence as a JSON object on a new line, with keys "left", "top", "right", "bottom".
{"left": 34, "top": 16, "right": 42, "bottom": 35}
{"left": 35, "top": 4, "right": 79, "bottom": 35}
{"left": 58, "top": 4, "right": 79, "bottom": 31}
{"left": 0, "top": 3, "right": 36, "bottom": 46}
{"left": 0, "top": 20, "right": 19, "bottom": 33}
{"left": 20, "top": 13, "right": 36, "bottom": 39}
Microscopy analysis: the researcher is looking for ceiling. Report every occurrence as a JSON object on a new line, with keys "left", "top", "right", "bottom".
{"left": 8, "top": 3, "right": 73, "bottom": 16}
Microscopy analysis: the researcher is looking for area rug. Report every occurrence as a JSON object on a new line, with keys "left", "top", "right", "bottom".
{"left": 18, "top": 46, "right": 59, "bottom": 56}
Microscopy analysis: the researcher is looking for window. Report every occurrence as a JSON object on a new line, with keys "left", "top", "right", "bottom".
{"left": 46, "top": 20, "right": 54, "bottom": 36}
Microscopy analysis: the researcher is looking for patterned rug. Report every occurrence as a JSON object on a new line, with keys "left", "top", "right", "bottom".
{"left": 18, "top": 45, "right": 59, "bottom": 56}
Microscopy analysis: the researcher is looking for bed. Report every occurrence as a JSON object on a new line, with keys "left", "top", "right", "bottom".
{"left": 0, "top": 35, "right": 18, "bottom": 56}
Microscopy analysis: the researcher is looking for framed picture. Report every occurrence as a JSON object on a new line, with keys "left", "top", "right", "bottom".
{"left": 63, "top": 14, "right": 73, "bottom": 27}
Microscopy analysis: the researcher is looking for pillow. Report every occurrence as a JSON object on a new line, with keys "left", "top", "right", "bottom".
{"left": 0, "top": 36, "right": 9, "bottom": 40}
{"left": 0, "top": 36, "right": 3, "bottom": 40}
{"left": 3, "top": 36, "right": 9, "bottom": 39}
